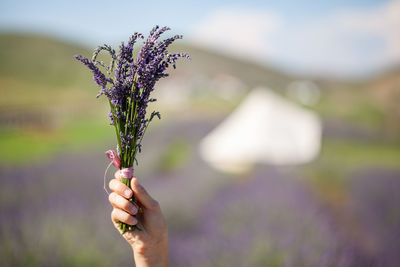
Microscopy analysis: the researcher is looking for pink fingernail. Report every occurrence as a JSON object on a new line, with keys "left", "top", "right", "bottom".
{"left": 131, "top": 206, "right": 137, "bottom": 214}
{"left": 124, "top": 189, "right": 131, "bottom": 198}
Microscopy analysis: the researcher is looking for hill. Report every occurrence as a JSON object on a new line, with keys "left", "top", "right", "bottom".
{"left": 1, "top": 33, "right": 398, "bottom": 129}
{"left": 170, "top": 44, "right": 293, "bottom": 90}
{"left": 367, "top": 69, "right": 400, "bottom": 135}
{"left": 0, "top": 33, "right": 298, "bottom": 109}
{"left": 0, "top": 34, "right": 99, "bottom": 111}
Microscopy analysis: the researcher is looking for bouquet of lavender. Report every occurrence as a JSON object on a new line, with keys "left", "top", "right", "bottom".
{"left": 74, "top": 26, "right": 189, "bottom": 233}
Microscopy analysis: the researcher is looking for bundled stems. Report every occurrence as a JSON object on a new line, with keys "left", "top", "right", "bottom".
{"left": 74, "top": 26, "right": 189, "bottom": 233}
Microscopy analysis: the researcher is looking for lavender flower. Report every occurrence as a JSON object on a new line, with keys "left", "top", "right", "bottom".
{"left": 74, "top": 26, "right": 189, "bottom": 233}
{"left": 73, "top": 54, "right": 112, "bottom": 90}
{"left": 75, "top": 26, "right": 188, "bottom": 162}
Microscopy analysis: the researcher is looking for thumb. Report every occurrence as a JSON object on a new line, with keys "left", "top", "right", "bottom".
{"left": 131, "top": 178, "right": 160, "bottom": 211}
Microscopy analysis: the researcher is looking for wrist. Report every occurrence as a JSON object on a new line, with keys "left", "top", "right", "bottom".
{"left": 131, "top": 241, "right": 169, "bottom": 267}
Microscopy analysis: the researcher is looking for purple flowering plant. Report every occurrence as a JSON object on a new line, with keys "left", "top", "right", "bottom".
{"left": 74, "top": 26, "right": 189, "bottom": 233}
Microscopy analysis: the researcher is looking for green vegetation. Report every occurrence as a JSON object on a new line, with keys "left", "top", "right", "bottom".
{"left": 0, "top": 34, "right": 112, "bottom": 164}
{"left": 0, "top": 34, "right": 93, "bottom": 90}
{"left": 0, "top": 118, "right": 113, "bottom": 165}
{"left": 302, "top": 138, "right": 400, "bottom": 212}
{"left": 157, "top": 139, "right": 191, "bottom": 172}
{"left": 312, "top": 87, "right": 386, "bottom": 130}
{"left": 248, "top": 241, "right": 285, "bottom": 267}
{"left": 320, "top": 139, "right": 400, "bottom": 169}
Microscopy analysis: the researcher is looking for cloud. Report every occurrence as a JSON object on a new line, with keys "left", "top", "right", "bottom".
{"left": 191, "top": 7, "right": 282, "bottom": 63}
{"left": 191, "top": 1, "right": 400, "bottom": 78}
{"left": 335, "top": 0, "right": 400, "bottom": 68}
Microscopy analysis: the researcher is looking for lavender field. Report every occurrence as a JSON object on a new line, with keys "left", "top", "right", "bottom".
{"left": 1, "top": 117, "right": 399, "bottom": 267}
{"left": 1, "top": 33, "right": 400, "bottom": 266}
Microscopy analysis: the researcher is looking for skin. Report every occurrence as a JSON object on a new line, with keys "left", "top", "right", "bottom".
{"left": 108, "top": 171, "right": 169, "bottom": 267}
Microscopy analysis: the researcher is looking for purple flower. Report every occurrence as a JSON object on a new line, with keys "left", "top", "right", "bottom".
{"left": 74, "top": 26, "right": 189, "bottom": 167}
{"left": 73, "top": 55, "right": 112, "bottom": 93}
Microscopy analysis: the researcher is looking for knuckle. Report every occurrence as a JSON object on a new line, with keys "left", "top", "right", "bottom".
{"left": 110, "top": 179, "right": 127, "bottom": 195}
{"left": 150, "top": 200, "right": 160, "bottom": 210}
{"left": 114, "top": 209, "right": 132, "bottom": 224}
{"left": 108, "top": 179, "right": 115, "bottom": 190}
{"left": 108, "top": 193, "right": 114, "bottom": 203}
{"left": 129, "top": 215, "right": 138, "bottom": 225}
{"left": 122, "top": 199, "right": 131, "bottom": 210}
{"left": 137, "top": 183, "right": 145, "bottom": 193}
{"left": 121, "top": 211, "right": 129, "bottom": 221}
{"left": 124, "top": 213, "right": 135, "bottom": 224}
{"left": 109, "top": 179, "right": 123, "bottom": 192}
{"left": 111, "top": 209, "right": 117, "bottom": 220}
{"left": 117, "top": 183, "right": 128, "bottom": 195}
{"left": 114, "top": 184, "right": 124, "bottom": 195}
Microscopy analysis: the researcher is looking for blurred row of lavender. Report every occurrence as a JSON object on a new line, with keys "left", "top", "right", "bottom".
{"left": 1, "top": 118, "right": 399, "bottom": 266}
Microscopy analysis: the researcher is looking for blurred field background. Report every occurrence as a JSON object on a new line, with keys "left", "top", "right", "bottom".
{"left": 1, "top": 0, "right": 400, "bottom": 266}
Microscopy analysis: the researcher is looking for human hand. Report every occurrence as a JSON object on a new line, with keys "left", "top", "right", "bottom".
{"left": 108, "top": 171, "right": 169, "bottom": 267}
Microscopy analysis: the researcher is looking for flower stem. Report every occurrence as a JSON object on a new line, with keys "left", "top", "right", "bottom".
{"left": 120, "top": 176, "right": 142, "bottom": 233}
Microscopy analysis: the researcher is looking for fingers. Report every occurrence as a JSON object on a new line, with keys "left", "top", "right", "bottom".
{"left": 111, "top": 208, "right": 138, "bottom": 226}
{"left": 110, "top": 172, "right": 160, "bottom": 211}
{"left": 130, "top": 178, "right": 160, "bottom": 211}
{"left": 109, "top": 192, "right": 138, "bottom": 215}
{"left": 109, "top": 177, "right": 133, "bottom": 199}
{"left": 114, "top": 170, "right": 121, "bottom": 181}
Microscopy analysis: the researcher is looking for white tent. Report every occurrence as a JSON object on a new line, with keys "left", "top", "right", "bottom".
{"left": 199, "top": 88, "right": 322, "bottom": 174}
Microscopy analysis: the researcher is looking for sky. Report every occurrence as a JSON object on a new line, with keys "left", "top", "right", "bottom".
{"left": 0, "top": 0, "right": 399, "bottom": 78}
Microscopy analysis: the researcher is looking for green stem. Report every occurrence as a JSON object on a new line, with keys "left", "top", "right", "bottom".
{"left": 120, "top": 176, "right": 142, "bottom": 234}
{"left": 112, "top": 75, "right": 145, "bottom": 233}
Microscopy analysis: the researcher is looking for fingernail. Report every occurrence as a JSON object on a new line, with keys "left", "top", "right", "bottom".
{"left": 131, "top": 206, "right": 137, "bottom": 214}
{"left": 124, "top": 189, "right": 132, "bottom": 198}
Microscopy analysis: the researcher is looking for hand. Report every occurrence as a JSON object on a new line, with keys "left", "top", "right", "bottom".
{"left": 108, "top": 171, "right": 169, "bottom": 267}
